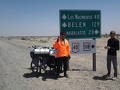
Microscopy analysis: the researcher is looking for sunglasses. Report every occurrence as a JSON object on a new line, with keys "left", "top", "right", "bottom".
{"left": 110, "top": 32, "right": 115, "bottom": 34}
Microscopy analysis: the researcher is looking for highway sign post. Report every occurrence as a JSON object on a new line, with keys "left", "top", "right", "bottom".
{"left": 59, "top": 10, "right": 101, "bottom": 71}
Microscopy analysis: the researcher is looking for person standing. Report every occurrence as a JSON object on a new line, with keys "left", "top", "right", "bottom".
{"left": 53, "top": 32, "right": 71, "bottom": 78}
{"left": 104, "top": 31, "right": 119, "bottom": 79}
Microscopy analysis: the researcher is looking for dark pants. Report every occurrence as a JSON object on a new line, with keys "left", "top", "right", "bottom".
{"left": 107, "top": 55, "right": 117, "bottom": 77}
{"left": 56, "top": 57, "right": 68, "bottom": 76}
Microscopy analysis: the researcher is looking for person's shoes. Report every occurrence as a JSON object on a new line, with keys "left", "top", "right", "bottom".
{"left": 105, "top": 76, "right": 111, "bottom": 80}
{"left": 102, "top": 74, "right": 111, "bottom": 80}
{"left": 112, "top": 77, "right": 118, "bottom": 81}
{"left": 103, "top": 74, "right": 110, "bottom": 78}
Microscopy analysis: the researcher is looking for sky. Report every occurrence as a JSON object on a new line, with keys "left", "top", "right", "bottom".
{"left": 0, "top": 0, "right": 120, "bottom": 36}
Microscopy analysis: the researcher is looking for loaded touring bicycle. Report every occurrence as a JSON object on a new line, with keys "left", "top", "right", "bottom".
{"left": 30, "top": 45, "right": 58, "bottom": 78}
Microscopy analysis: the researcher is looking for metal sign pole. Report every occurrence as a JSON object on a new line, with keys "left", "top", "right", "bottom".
{"left": 93, "top": 38, "right": 96, "bottom": 71}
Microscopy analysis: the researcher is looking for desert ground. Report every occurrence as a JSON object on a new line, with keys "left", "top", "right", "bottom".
{"left": 0, "top": 36, "right": 120, "bottom": 90}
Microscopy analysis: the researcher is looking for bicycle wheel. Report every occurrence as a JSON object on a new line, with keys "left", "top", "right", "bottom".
{"left": 31, "top": 60, "right": 39, "bottom": 73}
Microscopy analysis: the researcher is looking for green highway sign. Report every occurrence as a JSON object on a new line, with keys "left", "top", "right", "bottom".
{"left": 60, "top": 10, "right": 101, "bottom": 39}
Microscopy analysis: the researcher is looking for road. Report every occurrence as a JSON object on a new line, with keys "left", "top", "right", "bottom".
{"left": 0, "top": 39, "right": 35, "bottom": 90}
{"left": 0, "top": 38, "right": 120, "bottom": 90}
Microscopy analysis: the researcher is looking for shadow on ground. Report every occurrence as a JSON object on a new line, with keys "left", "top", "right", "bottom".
{"left": 23, "top": 70, "right": 58, "bottom": 81}
{"left": 70, "top": 69, "right": 92, "bottom": 71}
{"left": 23, "top": 67, "right": 93, "bottom": 81}
{"left": 93, "top": 75, "right": 113, "bottom": 80}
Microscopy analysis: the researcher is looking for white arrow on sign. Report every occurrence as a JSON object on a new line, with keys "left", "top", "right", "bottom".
{"left": 62, "top": 14, "right": 67, "bottom": 20}
{"left": 95, "top": 30, "right": 99, "bottom": 35}
{"left": 62, "top": 22, "right": 67, "bottom": 28}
